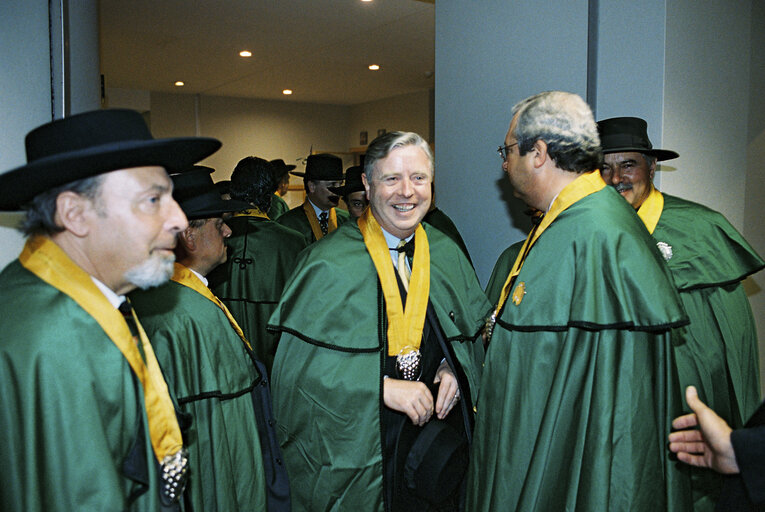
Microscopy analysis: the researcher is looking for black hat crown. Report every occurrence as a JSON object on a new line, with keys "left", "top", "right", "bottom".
{"left": 597, "top": 117, "right": 678, "bottom": 161}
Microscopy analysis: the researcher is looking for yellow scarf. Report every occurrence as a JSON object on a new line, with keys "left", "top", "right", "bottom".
{"left": 636, "top": 185, "right": 664, "bottom": 235}
{"left": 358, "top": 210, "right": 430, "bottom": 356}
{"left": 302, "top": 200, "right": 338, "bottom": 240}
{"left": 234, "top": 208, "right": 270, "bottom": 220}
{"left": 495, "top": 170, "right": 606, "bottom": 316}
{"left": 170, "top": 263, "right": 252, "bottom": 351}
{"left": 20, "top": 236, "right": 183, "bottom": 463}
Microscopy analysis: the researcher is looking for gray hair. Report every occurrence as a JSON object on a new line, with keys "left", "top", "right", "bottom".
{"left": 363, "top": 131, "right": 433, "bottom": 180}
{"left": 21, "top": 175, "right": 104, "bottom": 237}
{"left": 512, "top": 91, "right": 602, "bottom": 173}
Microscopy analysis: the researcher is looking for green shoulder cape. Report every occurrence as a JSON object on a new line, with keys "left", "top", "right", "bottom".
{"left": 268, "top": 193, "right": 290, "bottom": 220}
{"left": 276, "top": 204, "right": 350, "bottom": 244}
{"left": 484, "top": 240, "right": 524, "bottom": 306}
{"left": 0, "top": 261, "right": 167, "bottom": 511}
{"left": 269, "top": 221, "right": 489, "bottom": 511}
{"left": 130, "top": 279, "right": 268, "bottom": 512}
{"left": 654, "top": 193, "right": 764, "bottom": 511}
{"left": 209, "top": 216, "right": 307, "bottom": 374}
{"left": 468, "top": 187, "right": 691, "bottom": 512}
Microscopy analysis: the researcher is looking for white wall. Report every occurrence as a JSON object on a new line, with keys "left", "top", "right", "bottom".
{"left": 348, "top": 90, "right": 432, "bottom": 148}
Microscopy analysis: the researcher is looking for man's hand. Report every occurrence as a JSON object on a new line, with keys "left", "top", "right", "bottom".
{"left": 668, "top": 385, "right": 739, "bottom": 474}
{"left": 384, "top": 378, "right": 434, "bottom": 426}
{"left": 433, "top": 361, "right": 459, "bottom": 420}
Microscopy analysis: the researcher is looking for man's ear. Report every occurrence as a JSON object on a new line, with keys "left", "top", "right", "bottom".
{"left": 361, "top": 173, "right": 371, "bottom": 197}
{"left": 306, "top": 181, "right": 316, "bottom": 194}
{"left": 532, "top": 139, "right": 549, "bottom": 169}
{"left": 178, "top": 227, "right": 196, "bottom": 252}
{"left": 54, "top": 191, "right": 92, "bottom": 237}
{"left": 649, "top": 158, "right": 657, "bottom": 181}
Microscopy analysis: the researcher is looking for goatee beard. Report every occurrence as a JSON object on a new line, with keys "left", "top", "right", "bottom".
{"left": 124, "top": 253, "right": 175, "bottom": 290}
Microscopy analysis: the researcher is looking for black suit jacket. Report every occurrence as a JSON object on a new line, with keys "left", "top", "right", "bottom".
{"left": 717, "top": 401, "right": 765, "bottom": 511}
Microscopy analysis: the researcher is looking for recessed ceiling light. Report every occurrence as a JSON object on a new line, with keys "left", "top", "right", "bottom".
{"left": 361, "top": 0, "right": 373, "bottom": 2}
{"left": 174, "top": 81, "right": 184, "bottom": 86}
{"left": 282, "top": 89, "right": 293, "bottom": 95}
{"left": 239, "top": 50, "right": 252, "bottom": 58}
{"left": 368, "top": 64, "right": 380, "bottom": 71}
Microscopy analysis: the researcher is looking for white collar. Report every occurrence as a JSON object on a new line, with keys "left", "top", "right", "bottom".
{"left": 308, "top": 198, "right": 329, "bottom": 218}
{"left": 188, "top": 267, "right": 208, "bottom": 286}
{"left": 382, "top": 226, "right": 415, "bottom": 268}
{"left": 90, "top": 276, "right": 125, "bottom": 309}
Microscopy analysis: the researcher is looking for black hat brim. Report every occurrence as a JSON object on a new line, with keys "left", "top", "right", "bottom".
{"left": 601, "top": 145, "right": 679, "bottom": 162}
{"left": 0, "top": 137, "right": 221, "bottom": 211}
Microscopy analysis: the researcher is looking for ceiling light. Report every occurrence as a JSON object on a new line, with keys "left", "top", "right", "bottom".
{"left": 174, "top": 81, "right": 184, "bottom": 86}
{"left": 282, "top": 89, "right": 293, "bottom": 95}
{"left": 239, "top": 50, "right": 252, "bottom": 58}
{"left": 368, "top": 64, "right": 380, "bottom": 71}
{"left": 361, "top": 0, "right": 373, "bottom": 2}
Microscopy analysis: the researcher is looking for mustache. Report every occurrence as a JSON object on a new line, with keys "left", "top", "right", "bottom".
{"left": 614, "top": 183, "right": 633, "bottom": 193}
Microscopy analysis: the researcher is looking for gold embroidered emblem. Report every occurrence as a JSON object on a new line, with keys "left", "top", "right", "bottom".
{"left": 512, "top": 282, "right": 526, "bottom": 306}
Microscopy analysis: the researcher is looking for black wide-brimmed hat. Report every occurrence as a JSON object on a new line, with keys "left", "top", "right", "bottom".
{"left": 0, "top": 108, "right": 221, "bottom": 211}
{"left": 269, "top": 159, "right": 296, "bottom": 180}
{"left": 597, "top": 117, "right": 679, "bottom": 161}
{"left": 290, "top": 153, "right": 344, "bottom": 181}
{"left": 171, "top": 166, "right": 249, "bottom": 220}
{"left": 329, "top": 165, "right": 365, "bottom": 196}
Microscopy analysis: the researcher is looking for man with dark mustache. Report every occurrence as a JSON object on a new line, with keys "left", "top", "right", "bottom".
{"left": 276, "top": 153, "right": 350, "bottom": 244}
{"left": 598, "top": 116, "right": 764, "bottom": 511}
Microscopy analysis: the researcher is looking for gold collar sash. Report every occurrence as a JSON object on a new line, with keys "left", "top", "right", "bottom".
{"left": 358, "top": 210, "right": 430, "bottom": 356}
{"left": 20, "top": 236, "right": 183, "bottom": 463}
{"left": 495, "top": 171, "right": 606, "bottom": 317}
{"left": 302, "top": 200, "right": 337, "bottom": 240}
{"left": 636, "top": 185, "right": 664, "bottom": 235}
{"left": 170, "top": 263, "right": 252, "bottom": 351}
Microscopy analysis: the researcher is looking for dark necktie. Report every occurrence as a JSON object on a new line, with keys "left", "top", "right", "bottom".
{"left": 319, "top": 211, "right": 329, "bottom": 235}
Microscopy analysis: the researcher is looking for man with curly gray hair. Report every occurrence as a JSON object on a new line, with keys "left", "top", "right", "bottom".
{"left": 467, "top": 91, "right": 692, "bottom": 511}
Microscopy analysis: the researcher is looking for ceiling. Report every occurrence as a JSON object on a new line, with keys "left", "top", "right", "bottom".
{"left": 99, "top": 0, "right": 435, "bottom": 106}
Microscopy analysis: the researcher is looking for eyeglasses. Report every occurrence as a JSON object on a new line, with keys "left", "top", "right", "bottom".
{"left": 497, "top": 142, "right": 519, "bottom": 161}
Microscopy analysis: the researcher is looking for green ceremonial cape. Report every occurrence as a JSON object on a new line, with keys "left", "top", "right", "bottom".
{"left": 651, "top": 193, "right": 764, "bottom": 511}
{"left": 209, "top": 216, "right": 307, "bottom": 374}
{"left": 467, "top": 187, "right": 690, "bottom": 512}
{"left": 130, "top": 278, "right": 267, "bottom": 512}
{"left": 276, "top": 203, "right": 350, "bottom": 244}
{"left": 484, "top": 240, "right": 524, "bottom": 305}
{"left": 268, "top": 194, "right": 290, "bottom": 220}
{"left": 269, "top": 221, "right": 490, "bottom": 512}
{"left": 0, "top": 260, "right": 168, "bottom": 511}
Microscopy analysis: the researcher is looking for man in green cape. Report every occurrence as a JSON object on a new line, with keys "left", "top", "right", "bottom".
{"left": 130, "top": 167, "right": 291, "bottom": 511}
{"left": 209, "top": 156, "right": 307, "bottom": 375}
{"left": 267, "top": 158, "right": 293, "bottom": 220}
{"left": 276, "top": 153, "right": 350, "bottom": 244}
{"left": 598, "top": 116, "right": 764, "bottom": 511}
{"left": 467, "top": 92, "right": 691, "bottom": 511}
{"left": 0, "top": 109, "right": 220, "bottom": 511}
{"left": 269, "top": 131, "right": 489, "bottom": 511}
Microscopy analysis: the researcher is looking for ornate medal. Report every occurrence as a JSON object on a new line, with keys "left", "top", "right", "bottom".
{"left": 396, "top": 346, "right": 422, "bottom": 381}
{"left": 657, "top": 241, "right": 673, "bottom": 261}
{"left": 160, "top": 448, "right": 189, "bottom": 505}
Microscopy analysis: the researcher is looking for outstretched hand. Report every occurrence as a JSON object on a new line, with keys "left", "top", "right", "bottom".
{"left": 668, "top": 385, "right": 739, "bottom": 474}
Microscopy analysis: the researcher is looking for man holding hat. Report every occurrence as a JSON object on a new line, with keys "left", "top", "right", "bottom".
{"left": 467, "top": 92, "right": 690, "bottom": 511}
{"left": 267, "top": 158, "right": 294, "bottom": 220}
{"left": 0, "top": 109, "right": 220, "bottom": 510}
{"left": 209, "top": 156, "right": 307, "bottom": 375}
{"left": 129, "top": 166, "right": 290, "bottom": 511}
{"left": 329, "top": 165, "right": 368, "bottom": 219}
{"left": 598, "top": 116, "right": 764, "bottom": 510}
{"left": 276, "top": 153, "right": 350, "bottom": 244}
{"left": 269, "top": 131, "right": 488, "bottom": 511}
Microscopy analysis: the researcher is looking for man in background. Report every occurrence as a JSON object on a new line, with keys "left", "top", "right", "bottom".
{"left": 598, "top": 116, "right": 764, "bottom": 510}
{"left": 268, "top": 158, "right": 294, "bottom": 220}
{"left": 277, "top": 153, "right": 349, "bottom": 244}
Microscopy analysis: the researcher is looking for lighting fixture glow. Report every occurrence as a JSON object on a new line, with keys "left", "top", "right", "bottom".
{"left": 368, "top": 64, "right": 380, "bottom": 71}
{"left": 174, "top": 81, "right": 184, "bottom": 86}
{"left": 282, "top": 89, "right": 293, "bottom": 95}
{"left": 239, "top": 50, "right": 252, "bottom": 57}
{"left": 361, "top": 0, "right": 373, "bottom": 2}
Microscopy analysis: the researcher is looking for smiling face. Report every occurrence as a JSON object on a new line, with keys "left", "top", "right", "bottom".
{"left": 601, "top": 151, "right": 655, "bottom": 208}
{"left": 84, "top": 166, "right": 188, "bottom": 294}
{"left": 363, "top": 144, "right": 432, "bottom": 239}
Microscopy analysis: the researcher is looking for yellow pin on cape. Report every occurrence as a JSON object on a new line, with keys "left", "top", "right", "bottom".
{"left": 512, "top": 282, "right": 526, "bottom": 306}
